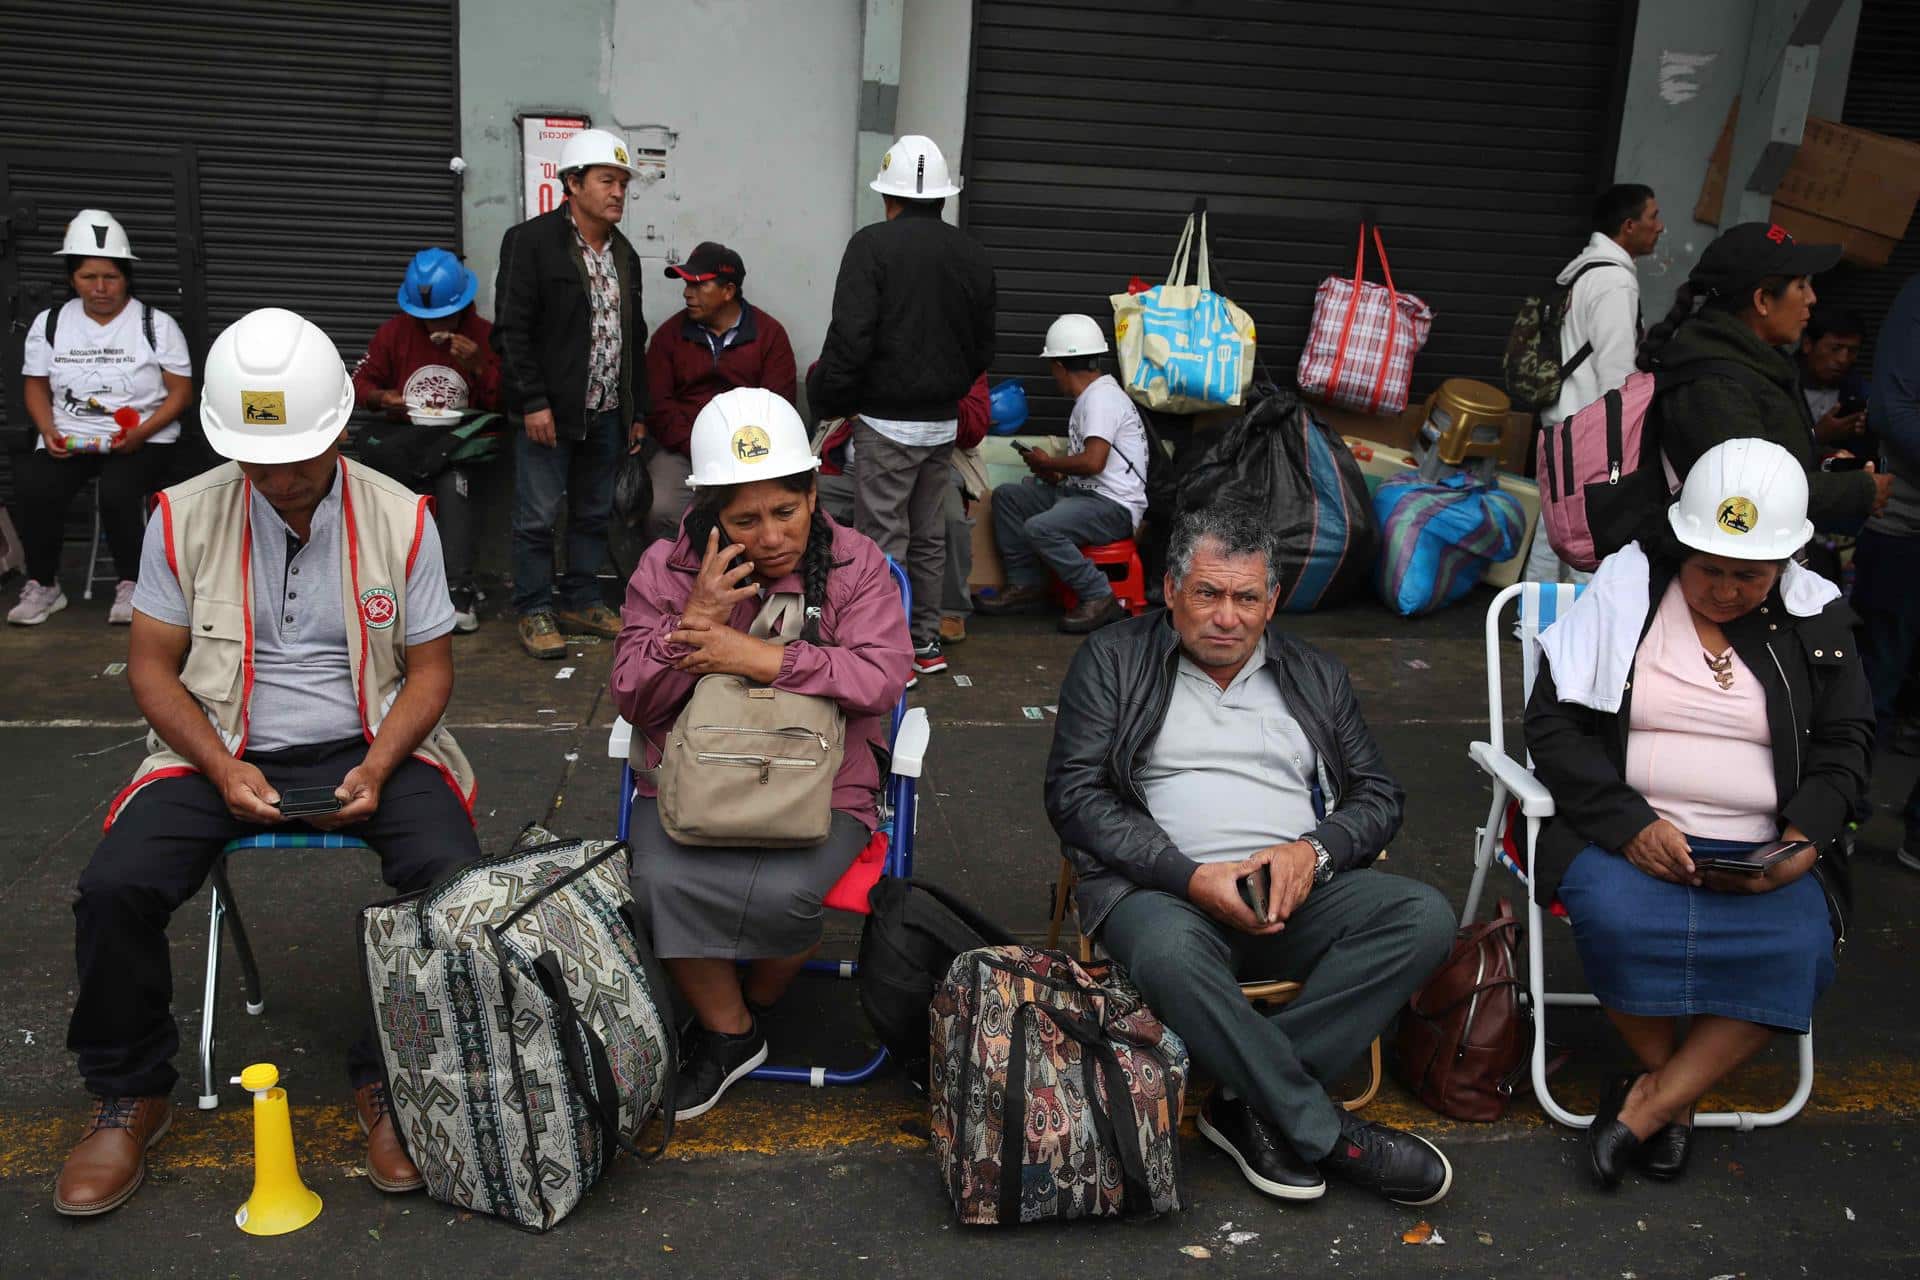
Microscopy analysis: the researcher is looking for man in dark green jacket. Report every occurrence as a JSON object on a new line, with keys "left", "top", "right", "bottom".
{"left": 1642, "top": 223, "right": 1889, "bottom": 530}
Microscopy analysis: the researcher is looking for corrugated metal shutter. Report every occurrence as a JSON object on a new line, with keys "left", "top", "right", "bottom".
{"left": 964, "top": 0, "right": 1626, "bottom": 422}
{"left": 0, "top": 0, "right": 459, "bottom": 406}
{"left": 1806, "top": 0, "right": 1920, "bottom": 375}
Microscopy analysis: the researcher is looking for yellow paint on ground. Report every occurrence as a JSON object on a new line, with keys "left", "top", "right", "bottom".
{"left": 4, "top": 1061, "right": 1916, "bottom": 1184}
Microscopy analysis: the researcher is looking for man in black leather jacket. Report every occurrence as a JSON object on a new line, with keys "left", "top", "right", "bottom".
{"left": 1045, "top": 504, "right": 1456, "bottom": 1208}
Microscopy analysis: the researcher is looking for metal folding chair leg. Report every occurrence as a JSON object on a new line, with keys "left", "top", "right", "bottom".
{"left": 211, "top": 857, "right": 265, "bottom": 1015}
{"left": 197, "top": 889, "right": 224, "bottom": 1110}
{"left": 747, "top": 958, "right": 891, "bottom": 1086}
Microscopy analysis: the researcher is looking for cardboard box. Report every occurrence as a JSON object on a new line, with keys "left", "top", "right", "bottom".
{"left": 1695, "top": 102, "right": 1920, "bottom": 268}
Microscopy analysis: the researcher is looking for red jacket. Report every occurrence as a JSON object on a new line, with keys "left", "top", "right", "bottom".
{"left": 644, "top": 302, "right": 797, "bottom": 454}
{"left": 352, "top": 308, "right": 501, "bottom": 411}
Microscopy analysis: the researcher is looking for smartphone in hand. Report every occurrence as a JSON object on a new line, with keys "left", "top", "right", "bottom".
{"left": 276, "top": 785, "right": 344, "bottom": 818}
{"left": 1238, "top": 864, "right": 1272, "bottom": 923}
{"left": 1837, "top": 393, "right": 1867, "bottom": 418}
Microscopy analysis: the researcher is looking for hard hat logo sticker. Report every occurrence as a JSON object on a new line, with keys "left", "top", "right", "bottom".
{"left": 241, "top": 391, "right": 288, "bottom": 425}
{"left": 613, "top": 144, "right": 630, "bottom": 165}
{"left": 881, "top": 151, "right": 893, "bottom": 170}
{"left": 731, "top": 425, "right": 772, "bottom": 462}
{"left": 1716, "top": 496, "right": 1758, "bottom": 535}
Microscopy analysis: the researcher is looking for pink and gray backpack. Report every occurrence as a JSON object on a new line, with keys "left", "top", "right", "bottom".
{"left": 1534, "top": 360, "right": 1760, "bottom": 571}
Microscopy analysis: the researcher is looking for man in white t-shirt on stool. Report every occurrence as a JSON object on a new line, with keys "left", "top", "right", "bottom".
{"left": 977, "top": 314, "right": 1148, "bottom": 634}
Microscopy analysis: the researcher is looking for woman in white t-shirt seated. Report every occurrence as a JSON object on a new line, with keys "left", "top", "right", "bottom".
{"left": 10, "top": 209, "right": 193, "bottom": 628}
{"left": 975, "top": 313, "right": 1149, "bottom": 635}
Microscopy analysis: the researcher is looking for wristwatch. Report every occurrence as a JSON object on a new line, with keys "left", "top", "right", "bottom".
{"left": 1303, "top": 835, "right": 1334, "bottom": 885}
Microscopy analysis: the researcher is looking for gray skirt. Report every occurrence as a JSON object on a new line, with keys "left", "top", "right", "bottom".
{"left": 627, "top": 795, "right": 870, "bottom": 960}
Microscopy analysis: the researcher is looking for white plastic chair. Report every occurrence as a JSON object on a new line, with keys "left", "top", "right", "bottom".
{"left": 1461, "top": 581, "right": 1814, "bottom": 1132}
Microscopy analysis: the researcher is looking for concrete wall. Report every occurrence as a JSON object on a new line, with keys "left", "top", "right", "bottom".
{"left": 458, "top": 0, "right": 972, "bottom": 403}
{"left": 1613, "top": 0, "right": 1861, "bottom": 321}
{"left": 898, "top": 0, "right": 974, "bottom": 228}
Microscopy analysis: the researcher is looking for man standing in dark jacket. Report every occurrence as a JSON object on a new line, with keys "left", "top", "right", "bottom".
{"left": 641, "top": 242, "right": 797, "bottom": 542}
{"left": 1045, "top": 503, "right": 1456, "bottom": 1209}
{"left": 491, "top": 128, "right": 648, "bottom": 659}
{"left": 1850, "top": 272, "right": 1920, "bottom": 869}
{"left": 808, "top": 134, "right": 996, "bottom": 678}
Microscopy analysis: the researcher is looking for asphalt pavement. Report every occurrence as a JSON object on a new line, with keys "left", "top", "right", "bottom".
{"left": 2, "top": 572, "right": 1917, "bottom": 1279}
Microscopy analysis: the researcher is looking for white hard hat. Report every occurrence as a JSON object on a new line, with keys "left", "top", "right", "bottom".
{"left": 687, "top": 388, "right": 820, "bottom": 489}
{"left": 54, "top": 208, "right": 138, "bottom": 260}
{"left": 200, "top": 308, "right": 356, "bottom": 465}
{"left": 559, "top": 127, "right": 641, "bottom": 178}
{"left": 1666, "top": 438, "right": 1812, "bottom": 561}
{"left": 1040, "top": 313, "right": 1109, "bottom": 359}
{"left": 869, "top": 134, "right": 961, "bottom": 200}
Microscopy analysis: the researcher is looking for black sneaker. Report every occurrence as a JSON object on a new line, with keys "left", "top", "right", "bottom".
{"left": 1320, "top": 1113, "right": 1453, "bottom": 1206}
{"left": 672, "top": 1020, "right": 769, "bottom": 1121}
{"left": 1196, "top": 1093, "right": 1326, "bottom": 1201}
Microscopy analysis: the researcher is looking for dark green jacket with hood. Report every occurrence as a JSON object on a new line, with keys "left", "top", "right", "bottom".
{"left": 1654, "top": 306, "right": 1876, "bottom": 528}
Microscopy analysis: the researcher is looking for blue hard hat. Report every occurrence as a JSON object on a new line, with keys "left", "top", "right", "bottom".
{"left": 988, "top": 379, "right": 1028, "bottom": 435}
{"left": 398, "top": 248, "right": 478, "bottom": 319}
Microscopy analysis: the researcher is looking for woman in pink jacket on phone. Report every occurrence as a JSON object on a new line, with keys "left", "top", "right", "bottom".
{"left": 611, "top": 387, "right": 911, "bottom": 1124}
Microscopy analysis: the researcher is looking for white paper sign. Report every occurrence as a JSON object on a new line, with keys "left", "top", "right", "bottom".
{"left": 520, "top": 115, "right": 590, "bottom": 219}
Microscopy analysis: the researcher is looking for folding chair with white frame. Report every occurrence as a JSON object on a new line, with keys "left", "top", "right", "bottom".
{"left": 1460, "top": 580, "right": 1814, "bottom": 1132}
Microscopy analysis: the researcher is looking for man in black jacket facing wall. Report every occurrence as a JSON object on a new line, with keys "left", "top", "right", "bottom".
{"left": 492, "top": 128, "right": 648, "bottom": 660}
{"left": 1045, "top": 503, "right": 1456, "bottom": 1210}
{"left": 809, "top": 134, "right": 996, "bottom": 679}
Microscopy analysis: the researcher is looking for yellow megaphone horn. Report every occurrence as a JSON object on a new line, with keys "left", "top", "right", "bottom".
{"left": 231, "top": 1063, "right": 323, "bottom": 1236}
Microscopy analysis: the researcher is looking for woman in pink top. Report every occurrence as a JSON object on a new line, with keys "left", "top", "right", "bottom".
{"left": 1526, "top": 440, "right": 1872, "bottom": 1191}
{"left": 611, "top": 390, "right": 912, "bottom": 1124}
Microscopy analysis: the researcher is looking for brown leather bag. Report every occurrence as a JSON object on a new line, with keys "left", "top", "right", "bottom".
{"left": 1394, "top": 898, "right": 1526, "bottom": 1122}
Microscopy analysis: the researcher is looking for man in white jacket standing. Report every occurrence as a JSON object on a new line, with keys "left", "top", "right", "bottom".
{"left": 1525, "top": 184, "right": 1664, "bottom": 583}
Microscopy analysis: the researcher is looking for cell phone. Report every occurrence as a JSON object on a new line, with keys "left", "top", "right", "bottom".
{"left": 1237, "top": 865, "right": 1272, "bottom": 923}
{"left": 1011, "top": 441, "right": 1035, "bottom": 455}
{"left": 276, "top": 785, "right": 344, "bottom": 818}
{"left": 1823, "top": 454, "right": 1870, "bottom": 472}
{"left": 1691, "top": 838, "right": 1812, "bottom": 876}
{"left": 1837, "top": 394, "right": 1867, "bottom": 417}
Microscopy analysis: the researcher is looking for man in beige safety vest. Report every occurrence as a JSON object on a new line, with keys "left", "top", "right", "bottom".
{"left": 55, "top": 307, "right": 480, "bottom": 1217}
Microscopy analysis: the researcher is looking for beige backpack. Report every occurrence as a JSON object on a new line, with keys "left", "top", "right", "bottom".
{"left": 648, "top": 594, "right": 846, "bottom": 847}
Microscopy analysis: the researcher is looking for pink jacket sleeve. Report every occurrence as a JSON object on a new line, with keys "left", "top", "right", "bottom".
{"left": 609, "top": 545, "right": 698, "bottom": 734}
{"left": 774, "top": 549, "right": 912, "bottom": 716}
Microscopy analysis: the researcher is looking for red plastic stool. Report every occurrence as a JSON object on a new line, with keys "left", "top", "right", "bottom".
{"left": 1050, "top": 538, "right": 1148, "bottom": 616}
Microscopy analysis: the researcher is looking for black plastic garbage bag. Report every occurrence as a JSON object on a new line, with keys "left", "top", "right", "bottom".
{"left": 609, "top": 440, "right": 656, "bottom": 582}
{"left": 1174, "top": 384, "right": 1378, "bottom": 612}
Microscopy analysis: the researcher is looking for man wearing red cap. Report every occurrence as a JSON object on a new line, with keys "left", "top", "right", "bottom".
{"left": 637, "top": 242, "right": 797, "bottom": 541}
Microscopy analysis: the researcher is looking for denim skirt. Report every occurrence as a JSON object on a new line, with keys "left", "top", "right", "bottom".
{"left": 1557, "top": 838, "right": 1834, "bottom": 1033}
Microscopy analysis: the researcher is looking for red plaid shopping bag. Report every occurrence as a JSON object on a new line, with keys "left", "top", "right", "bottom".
{"left": 1296, "top": 224, "right": 1434, "bottom": 415}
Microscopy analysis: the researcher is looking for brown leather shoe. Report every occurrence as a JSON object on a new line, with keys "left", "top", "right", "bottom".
{"left": 355, "top": 1081, "right": 424, "bottom": 1193}
{"left": 555, "top": 602, "right": 622, "bottom": 638}
{"left": 54, "top": 1095, "right": 171, "bottom": 1216}
{"left": 518, "top": 610, "right": 566, "bottom": 659}
{"left": 1060, "top": 594, "right": 1128, "bottom": 635}
{"left": 938, "top": 615, "right": 968, "bottom": 645}
{"left": 972, "top": 583, "right": 1051, "bottom": 616}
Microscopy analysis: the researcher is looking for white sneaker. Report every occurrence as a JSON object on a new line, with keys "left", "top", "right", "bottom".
{"left": 108, "top": 580, "right": 137, "bottom": 625}
{"left": 453, "top": 606, "right": 480, "bottom": 634}
{"left": 7, "top": 580, "right": 68, "bottom": 626}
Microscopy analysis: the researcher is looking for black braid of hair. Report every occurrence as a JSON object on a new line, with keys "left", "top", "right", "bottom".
{"left": 1635, "top": 279, "right": 1701, "bottom": 372}
{"left": 798, "top": 505, "right": 835, "bottom": 646}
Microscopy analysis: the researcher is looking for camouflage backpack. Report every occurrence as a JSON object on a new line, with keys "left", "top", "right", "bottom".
{"left": 1502, "top": 261, "right": 1625, "bottom": 413}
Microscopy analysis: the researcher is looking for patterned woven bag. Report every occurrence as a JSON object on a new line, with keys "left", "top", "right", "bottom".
{"left": 1296, "top": 223, "right": 1434, "bottom": 416}
{"left": 360, "top": 833, "right": 675, "bottom": 1231}
{"left": 929, "top": 946, "right": 1188, "bottom": 1225}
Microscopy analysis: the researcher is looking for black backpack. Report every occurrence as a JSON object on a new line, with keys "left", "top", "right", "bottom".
{"left": 857, "top": 877, "right": 1015, "bottom": 1093}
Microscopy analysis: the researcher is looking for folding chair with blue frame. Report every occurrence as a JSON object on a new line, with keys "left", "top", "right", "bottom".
{"left": 607, "top": 556, "right": 929, "bottom": 1086}
{"left": 1460, "top": 580, "right": 1814, "bottom": 1131}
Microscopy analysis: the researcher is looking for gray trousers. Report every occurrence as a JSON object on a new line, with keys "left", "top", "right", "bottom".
{"left": 645, "top": 446, "right": 695, "bottom": 545}
{"left": 819, "top": 467, "right": 973, "bottom": 619}
{"left": 993, "top": 478, "right": 1135, "bottom": 600}
{"left": 850, "top": 422, "right": 951, "bottom": 647}
{"left": 1098, "top": 869, "right": 1454, "bottom": 1162}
